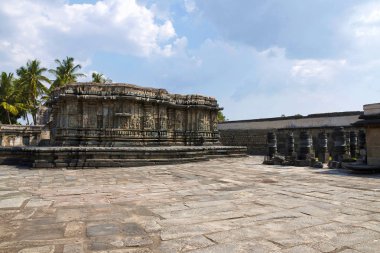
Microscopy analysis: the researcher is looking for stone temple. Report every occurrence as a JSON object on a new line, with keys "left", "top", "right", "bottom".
{"left": 48, "top": 83, "right": 221, "bottom": 146}
{"left": 0, "top": 82, "right": 246, "bottom": 168}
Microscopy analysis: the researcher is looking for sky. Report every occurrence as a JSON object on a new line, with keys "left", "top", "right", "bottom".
{"left": 1, "top": 0, "right": 380, "bottom": 120}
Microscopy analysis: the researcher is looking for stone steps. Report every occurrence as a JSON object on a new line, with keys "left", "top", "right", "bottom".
{"left": 0, "top": 146, "right": 247, "bottom": 169}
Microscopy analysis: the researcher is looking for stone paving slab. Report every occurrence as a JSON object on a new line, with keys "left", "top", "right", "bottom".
{"left": 0, "top": 156, "right": 380, "bottom": 252}
{"left": 0, "top": 196, "right": 29, "bottom": 209}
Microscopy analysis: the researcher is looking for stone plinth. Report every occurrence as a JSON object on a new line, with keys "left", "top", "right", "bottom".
{"left": 0, "top": 146, "right": 247, "bottom": 168}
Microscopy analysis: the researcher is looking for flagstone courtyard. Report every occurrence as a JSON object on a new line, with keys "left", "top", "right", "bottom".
{"left": 0, "top": 156, "right": 379, "bottom": 253}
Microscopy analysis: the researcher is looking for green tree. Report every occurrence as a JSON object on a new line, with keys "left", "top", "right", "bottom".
{"left": 0, "top": 72, "right": 26, "bottom": 124}
{"left": 92, "top": 72, "right": 106, "bottom": 83}
{"left": 49, "top": 57, "right": 85, "bottom": 90}
{"left": 16, "top": 60, "right": 50, "bottom": 125}
{"left": 0, "top": 72, "right": 18, "bottom": 124}
{"left": 92, "top": 72, "right": 112, "bottom": 84}
{"left": 217, "top": 111, "right": 226, "bottom": 122}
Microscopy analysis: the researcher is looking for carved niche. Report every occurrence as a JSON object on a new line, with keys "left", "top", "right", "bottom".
{"left": 198, "top": 111, "right": 210, "bottom": 131}
{"left": 130, "top": 115, "right": 140, "bottom": 130}
{"left": 159, "top": 107, "right": 167, "bottom": 130}
{"left": 175, "top": 110, "right": 184, "bottom": 131}
{"left": 143, "top": 105, "right": 155, "bottom": 130}
{"left": 211, "top": 112, "right": 218, "bottom": 131}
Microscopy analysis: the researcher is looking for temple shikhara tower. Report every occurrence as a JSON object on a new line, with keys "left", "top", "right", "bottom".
{"left": 47, "top": 83, "right": 221, "bottom": 146}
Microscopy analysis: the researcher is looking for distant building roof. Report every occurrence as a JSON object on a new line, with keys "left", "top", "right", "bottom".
{"left": 218, "top": 111, "right": 363, "bottom": 130}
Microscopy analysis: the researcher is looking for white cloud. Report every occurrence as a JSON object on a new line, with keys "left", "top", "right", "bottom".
{"left": 184, "top": 0, "right": 197, "bottom": 13}
{"left": 344, "top": 1, "right": 380, "bottom": 59}
{"left": 1, "top": 0, "right": 380, "bottom": 121}
{"left": 350, "top": 3, "right": 380, "bottom": 38}
{"left": 138, "top": 37, "right": 380, "bottom": 119}
{"left": 0, "top": 0, "right": 180, "bottom": 71}
{"left": 291, "top": 59, "right": 347, "bottom": 81}
{"left": 355, "top": 3, "right": 380, "bottom": 24}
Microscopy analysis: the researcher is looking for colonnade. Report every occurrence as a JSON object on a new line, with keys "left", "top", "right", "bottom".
{"left": 266, "top": 128, "right": 366, "bottom": 163}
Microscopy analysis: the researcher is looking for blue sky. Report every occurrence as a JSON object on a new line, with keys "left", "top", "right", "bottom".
{"left": 1, "top": 0, "right": 380, "bottom": 120}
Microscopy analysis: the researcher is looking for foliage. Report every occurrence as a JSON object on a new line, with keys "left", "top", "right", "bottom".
{"left": 0, "top": 72, "right": 26, "bottom": 124}
{"left": 92, "top": 72, "right": 112, "bottom": 84}
{"left": 49, "top": 57, "right": 85, "bottom": 91}
{"left": 92, "top": 72, "right": 105, "bottom": 83}
{"left": 16, "top": 59, "right": 50, "bottom": 125}
{"left": 0, "top": 56, "right": 108, "bottom": 125}
{"left": 217, "top": 111, "right": 226, "bottom": 122}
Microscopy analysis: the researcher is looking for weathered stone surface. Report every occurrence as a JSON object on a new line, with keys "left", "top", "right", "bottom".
{"left": 12, "top": 208, "right": 36, "bottom": 220}
{"left": 124, "top": 236, "right": 153, "bottom": 247}
{"left": 63, "top": 244, "right": 83, "bottom": 253}
{"left": 0, "top": 190, "right": 19, "bottom": 196}
{"left": 64, "top": 221, "right": 84, "bottom": 237}
{"left": 188, "top": 243, "right": 239, "bottom": 253}
{"left": 1, "top": 145, "right": 247, "bottom": 168}
{"left": 352, "top": 239, "right": 380, "bottom": 253}
{"left": 0, "top": 156, "right": 379, "bottom": 253}
{"left": 25, "top": 198, "right": 52, "bottom": 208}
{"left": 87, "top": 223, "right": 120, "bottom": 237}
{"left": 282, "top": 245, "right": 320, "bottom": 253}
{"left": 158, "top": 235, "right": 214, "bottom": 253}
{"left": 0, "top": 197, "right": 28, "bottom": 209}
{"left": 18, "top": 245, "right": 54, "bottom": 253}
{"left": 49, "top": 83, "right": 221, "bottom": 146}
{"left": 96, "top": 249, "right": 152, "bottom": 253}
{"left": 57, "top": 208, "right": 87, "bottom": 222}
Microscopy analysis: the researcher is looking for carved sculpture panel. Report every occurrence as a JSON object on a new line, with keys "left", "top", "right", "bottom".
{"left": 175, "top": 110, "right": 184, "bottom": 131}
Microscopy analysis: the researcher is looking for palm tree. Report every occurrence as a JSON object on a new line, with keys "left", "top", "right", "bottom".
{"left": 16, "top": 60, "right": 50, "bottom": 125}
{"left": 13, "top": 79, "right": 31, "bottom": 125}
{"left": 92, "top": 72, "right": 112, "bottom": 84}
{"left": 49, "top": 57, "right": 85, "bottom": 90}
{"left": 0, "top": 72, "right": 25, "bottom": 124}
{"left": 92, "top": 72, "right": 106, "bottom": 83}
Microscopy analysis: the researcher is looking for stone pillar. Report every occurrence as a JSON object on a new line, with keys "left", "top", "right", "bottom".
{"left": 349, "top": 131, "right": 358, "bottom": 158}
{"left": 317, "top": 131, "right": 328, "bottom": 163}
{"left": 332, "top": 127, "right": 346, "bottom": 162}
{"left": 286, "top": 132, "right": 294, "bottom": 156}
{"left": 358, "top": 130, "right": 366, "bottom": 163}
{"left": 167, "top": 108, "right": 175, "bottom": 141}
{"left": 267, "top": 131, "right": 277, "bottom": 158}
{"left": 345, "top": 132, "right": 351, "bottom": 157}
{"left": 298, "top": 131, "right": 312, "bottom": 160}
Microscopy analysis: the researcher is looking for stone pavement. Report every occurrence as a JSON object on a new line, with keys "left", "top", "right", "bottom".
{"left": 0, "top": 156, "right": 380, "bottom": 253}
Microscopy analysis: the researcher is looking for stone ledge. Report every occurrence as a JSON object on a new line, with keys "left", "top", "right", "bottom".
{"left": 0, "top": 146, "right": 247, "bottom": 169}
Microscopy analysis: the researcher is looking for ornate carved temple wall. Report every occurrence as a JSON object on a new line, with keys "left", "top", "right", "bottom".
{"left": 48, "top": 83, "right": 221, "bottom": 146}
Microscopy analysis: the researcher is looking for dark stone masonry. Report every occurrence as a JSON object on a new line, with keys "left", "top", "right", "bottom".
{"left": 0, "top": 82, "right": 247, "bottom": 168}
{"left": 219, "top": 111, "right": 363, "bottom": 157}
{"left": 48, "top": 83, "right": 222, "bottom": 146}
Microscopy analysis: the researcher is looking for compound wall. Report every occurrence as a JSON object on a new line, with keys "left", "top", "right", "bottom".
{"left": 218, "top": 111, "right": 363, "bottom": 156}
